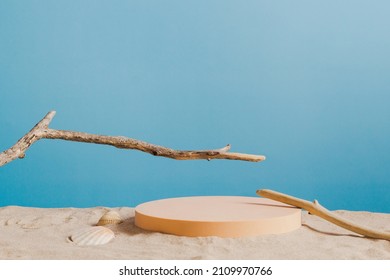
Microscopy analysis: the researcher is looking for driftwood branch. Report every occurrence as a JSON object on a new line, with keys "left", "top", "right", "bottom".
{"left": 257, "top": 189, "right": 390, "bottom": 241}
{"left": 0, "top": 111, "right": 266, "bottom": 167}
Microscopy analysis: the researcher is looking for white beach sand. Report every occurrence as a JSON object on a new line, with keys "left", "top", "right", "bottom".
{"left": 0, "top": 206, "right": 389, "bottom": 260}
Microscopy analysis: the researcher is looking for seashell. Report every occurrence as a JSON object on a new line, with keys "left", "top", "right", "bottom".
{"left": 69, "top": 226, "right": 115, "bottom": 246}
{"left": 96, "top": 210, "right": 123, "bottom": 226}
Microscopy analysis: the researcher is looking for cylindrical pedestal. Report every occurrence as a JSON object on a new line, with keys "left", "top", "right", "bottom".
{"left": 135, "top": 196, "right": 301, "bottom": 237}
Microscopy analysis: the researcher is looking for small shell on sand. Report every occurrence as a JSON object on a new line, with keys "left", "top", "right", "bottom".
{"left": 96, "top": 210, "right": 122, "bottom": 226}
{"left": 69, "top": 226, "right": 115, "bottom": 246}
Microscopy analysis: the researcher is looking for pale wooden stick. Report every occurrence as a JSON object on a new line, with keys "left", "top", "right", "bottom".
{"left": 257, "top": 189, "right": 390, "bottom": 241}
{"left": 0, "top": 111, "right": 266, "bottom": 167}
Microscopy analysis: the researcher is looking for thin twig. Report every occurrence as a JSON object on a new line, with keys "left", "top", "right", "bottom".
{"left": 257, "top": 189, "right": 390, "bottom": 241}
{"left": 0, "top": 111, "right": 266, "bottom": 167}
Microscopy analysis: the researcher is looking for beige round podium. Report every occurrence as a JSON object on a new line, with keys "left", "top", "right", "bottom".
{"left": 135, "top": 196, "right": 301, "bottom": 237}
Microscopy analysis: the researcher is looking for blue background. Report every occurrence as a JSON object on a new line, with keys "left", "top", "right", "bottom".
{"left": 1, "top": 1, "right": 389, "bottom": 212}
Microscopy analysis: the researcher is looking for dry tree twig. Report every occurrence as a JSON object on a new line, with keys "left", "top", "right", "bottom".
{"left": 257, "top": 189, "right": 390, "bottom": 241}
{"left": 0, "top": 111, "right": 266, "bottom": 167}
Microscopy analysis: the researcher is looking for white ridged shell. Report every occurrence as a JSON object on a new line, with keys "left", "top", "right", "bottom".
{"left": 96, "top": 210, "right": 122, "bottom": 226}
{"left": 69, "top": 226, "right": 115, "bottom": 246}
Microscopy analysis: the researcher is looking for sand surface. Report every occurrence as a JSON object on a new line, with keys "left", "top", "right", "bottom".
{"left": 0, "top": 206, "right": 389, "bottom": 260}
